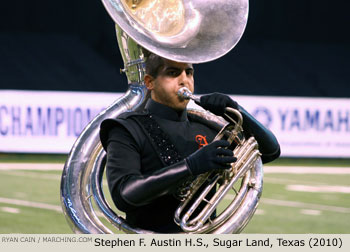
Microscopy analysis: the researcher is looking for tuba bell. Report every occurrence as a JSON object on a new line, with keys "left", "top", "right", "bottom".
{"left": 60, "top": 0, "right": 262, "bottom": 234}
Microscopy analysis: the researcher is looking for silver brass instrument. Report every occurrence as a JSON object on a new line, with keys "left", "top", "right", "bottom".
{"left": 176, "top": 87, "right": 262, "bottom": 233}
{"left": 60, "top": 0, "right": 262, "bottom": 234}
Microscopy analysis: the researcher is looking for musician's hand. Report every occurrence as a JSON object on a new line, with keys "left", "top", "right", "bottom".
{"left": 197, "top": 93, "right": 238, "bottom": 116}
{"left": 185, "top": 140, "right": 237, "bottom": 176}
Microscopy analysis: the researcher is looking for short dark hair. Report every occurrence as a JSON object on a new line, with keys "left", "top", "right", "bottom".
{"left": 143, "top": 49, "right": 194, "bottom": 78}
{"left": 144, "top": 52, "right": 165, "bottom": 78}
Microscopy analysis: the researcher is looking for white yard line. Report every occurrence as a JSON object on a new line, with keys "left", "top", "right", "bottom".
{"left": 0, "top": 197, "right": 107, "bottom": 217}
{"left": 261, "top": 198, "right": 350, "bottom": 214}
{"left": 264, "top": 166, "right": 350, "bottom": 174}
{"left": 1, "top": 171, "right": 61, "bottom": 180}
{"left": 0, "top": 163, "right": 64, "bottom": 171}
{"left": 300, "top": 209, "right": 321, "bottom": 216}
{"left": 264, "top": 177, "right": 323, "bottom": 185}
{"left": 286, "top": 185, "right": 350, "bottom": 193}
{"left": 0, "top": 197, "right": 62, "bottom": 212}
{"left": 0, "top": 206, "right": 21, "bottom": 214}
{"left": 223, "top": 195, "right": 350, "bottom": 213}
{"left": 263, "top": 177, "right": 350, "bottom": 193}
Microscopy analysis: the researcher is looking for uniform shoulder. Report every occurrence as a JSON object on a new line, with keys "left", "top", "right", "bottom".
{"left": 101, "top": 109, "right": 149, "bottom": 127}
{"left": 99, "top": 109, "right": 149, "bottom": 150}
{"left": 117, "top": 109, "right": 149, "bottom": 120}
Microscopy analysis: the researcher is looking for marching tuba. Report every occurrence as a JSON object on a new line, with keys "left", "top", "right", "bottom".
{"left": 60, "top": 0, "right": 263, "bottom": 234}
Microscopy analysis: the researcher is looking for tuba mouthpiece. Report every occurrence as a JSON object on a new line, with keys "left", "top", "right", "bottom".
{"left": 177, "top": 87, "right": 200, "bottom": 103}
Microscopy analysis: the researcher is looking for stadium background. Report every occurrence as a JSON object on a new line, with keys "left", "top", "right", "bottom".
{"left": 0, "top": 0, "right": 349, "bottom": 233}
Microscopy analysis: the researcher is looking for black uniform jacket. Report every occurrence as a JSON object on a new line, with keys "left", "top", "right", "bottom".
{"left": 99, "top": 99, "right": 280, "bottom": 233}
{"left": 100, "top": 99, "right": 217, "bottom": 232}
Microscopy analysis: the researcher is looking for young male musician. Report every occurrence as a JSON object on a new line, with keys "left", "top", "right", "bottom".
{"left": 100, "top": 53, "right": 280, "bottom": 233}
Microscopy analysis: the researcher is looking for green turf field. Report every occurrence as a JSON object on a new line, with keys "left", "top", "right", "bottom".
{"left": 0, "top": 155, "right": 349, "bottom": 234}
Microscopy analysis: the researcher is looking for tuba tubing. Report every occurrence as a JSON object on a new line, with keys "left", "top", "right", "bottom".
{"left": 175, "top": 88, "right": 263, "bottom": 233}
{"left": 60, "top": 84, "right": 149, "bottom": 233}
{"left": 60, "top": 0, "right": 261, "bottom": 234}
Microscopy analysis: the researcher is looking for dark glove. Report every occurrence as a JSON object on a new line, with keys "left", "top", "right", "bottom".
{"left": 198, "top": 93, "right": 238, "bottom": 116}
{"left": 185, "top": 140, "right": 237, "bottom": 176}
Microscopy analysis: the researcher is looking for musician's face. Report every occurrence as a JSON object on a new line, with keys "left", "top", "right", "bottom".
{"left": 145, "top": 59, "right": 194, "bottom": 111}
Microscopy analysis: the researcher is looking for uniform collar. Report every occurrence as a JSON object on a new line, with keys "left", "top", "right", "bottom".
{"left": 145, "top": 99, "right": 188, "bottom": 122}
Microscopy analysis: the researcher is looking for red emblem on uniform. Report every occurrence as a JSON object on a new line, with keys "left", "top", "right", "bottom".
{"left": 195, "top": 135, "right": 208, "bottom": 149}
